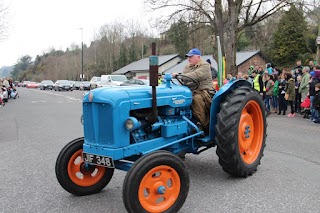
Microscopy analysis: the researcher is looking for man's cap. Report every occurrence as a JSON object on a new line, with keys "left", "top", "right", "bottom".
{"left": 250, "top": 65, "right": 254, "bottom": 69}
{"left": 185, "top": 48, "right": 201, "bottom": 57}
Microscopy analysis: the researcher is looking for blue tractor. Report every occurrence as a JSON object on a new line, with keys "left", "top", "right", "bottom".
{"left": 56, "top": 53, "right": 266, "bottom": 213}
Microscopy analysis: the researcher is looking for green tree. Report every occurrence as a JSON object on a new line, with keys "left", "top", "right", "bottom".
{"left": 272, "top": 5, "right": 309, "bottom": 65}
{"left": 237, "top": 32, "right": 250, "bottom": 51}
{"left": 118, "top": 43, "right": 128, "bottom": 68}
{"left": 167, "top": 19, "right": 189, "bottom": 57}
{"left": 11, "top": 55, "right": 32, "bottom": 79}
{"left": 129, "top": 35, "right": 137, "bottom": 63}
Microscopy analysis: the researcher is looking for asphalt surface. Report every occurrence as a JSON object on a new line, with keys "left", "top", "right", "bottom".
{"left": 0, "top": 87, "right": 320, "bottom": 213}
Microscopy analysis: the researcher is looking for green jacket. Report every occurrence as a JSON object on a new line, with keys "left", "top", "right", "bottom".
{"left": 266, "top": 80, "right": 274, "bottom": 96}
{"left": 285, "top": 78, "right": 295, "bottom": 101}
{"left": 299, "top": 72, "right": 310, "bottom": 94}
{"left": 273, "top": 80, "right": 279, "bottom": 96}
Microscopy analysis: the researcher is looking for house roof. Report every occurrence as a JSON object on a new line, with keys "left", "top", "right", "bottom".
{"left": 113, "top": 54, "right": 180, "bottom": 74}
{"left": 164, "top": 50, "right": 260, "bottom": 74}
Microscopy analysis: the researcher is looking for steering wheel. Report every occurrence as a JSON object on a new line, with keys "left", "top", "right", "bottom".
{"left": 174, "top": 74, "right": 200, "bottom": 90}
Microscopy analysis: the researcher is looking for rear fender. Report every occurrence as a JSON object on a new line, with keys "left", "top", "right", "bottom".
{"left": 209, "top": 79, "right": 252, "bottom": 141}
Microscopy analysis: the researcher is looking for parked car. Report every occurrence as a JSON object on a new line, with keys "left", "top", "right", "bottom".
{"left": 73, "top": 81, "right": 81, "bottom": 90}
{"left": 101, "top": 75, "right": 128, "bottom": 87}
{"left": 14, "top": 81, "right": 20, "bottom": 87}
{"left": 22, "top": 81, "right": 31, "bottom": 87}
{"left": 120, "top": 79, "right": 149, "bottom": 86}
{"left": 89, "top": 76, "right": 101, "bottom": 89}
{"left": 26, "top": 82, "right": 39, "bottom": 88}
{"left": 39, "top": 80, "right": 54, "bottom": 90}
{"left": 54, "top": 80, "right": 73, "bottom": 91}
{"left": 79, "top": 81, "right": 90, "bottom": 90}
{"left": 69, "top": 81, "right": 76, "bottom": 88}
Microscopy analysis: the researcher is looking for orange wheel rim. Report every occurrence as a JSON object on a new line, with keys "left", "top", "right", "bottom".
{"left": 67, "top": 150, "right": 106, "bottom": 187}
{"left": 238, "top": 100, "right": 264, "bottom": 164}
{"left": 138, "top": 165, "right": 181, "bottom": 213}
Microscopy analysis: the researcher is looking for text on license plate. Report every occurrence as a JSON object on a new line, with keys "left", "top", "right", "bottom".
{"left": 82, "top": 152, "right": 115, "bottom": 168}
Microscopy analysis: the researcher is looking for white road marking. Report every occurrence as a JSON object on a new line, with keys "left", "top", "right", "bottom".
{"left": 29, "top": 89, "right": 82, "bottom": 102}
{"left": 31, "top": 100, "right": 47, "bottom": 103}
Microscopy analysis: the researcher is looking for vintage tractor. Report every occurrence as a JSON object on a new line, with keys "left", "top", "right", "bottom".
{"left": 55, "top": 50, "right": 266, "bottom": 213}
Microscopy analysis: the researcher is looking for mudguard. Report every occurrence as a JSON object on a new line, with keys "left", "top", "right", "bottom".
{"left": 209, "top": 79, "right": 253, "bottom": 140}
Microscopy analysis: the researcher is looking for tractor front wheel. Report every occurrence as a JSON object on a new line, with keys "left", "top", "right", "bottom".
{"left": 55, "top": 137, "right": 114, "bottom": 196}
{"left": 123, "top": 151, "right": 189, "bottom": 213}
{"left": 215, "top": 85, "right": 266, "bottom": 177}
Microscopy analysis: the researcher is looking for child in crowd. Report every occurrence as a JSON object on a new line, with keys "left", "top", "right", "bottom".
{"left": 313, "top": 83, "right": 320, "bottom": 123}
{"left": 265, "top": 74, "right": 274, "bottom": 116}
{"left": 301, "top": 96, "right": 311, "bottom": 119}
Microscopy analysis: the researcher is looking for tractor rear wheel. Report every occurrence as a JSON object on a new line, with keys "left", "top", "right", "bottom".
{"left": 215, "top": 85, "right": 266, "bottom": 177}
{"left": 123, "top": 151, "right": 189, "bottom": 213}
{"left": 55, "top": 137, "right": 114, "bottom": 196}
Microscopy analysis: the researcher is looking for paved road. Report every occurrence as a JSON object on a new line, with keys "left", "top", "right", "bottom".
{"left": 0, "top": 88, "right": 320, "bottom": 213}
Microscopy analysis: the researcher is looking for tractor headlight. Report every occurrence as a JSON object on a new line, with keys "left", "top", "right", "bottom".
{"left": 125, "top": 117, "right": 141, "bottom": 131}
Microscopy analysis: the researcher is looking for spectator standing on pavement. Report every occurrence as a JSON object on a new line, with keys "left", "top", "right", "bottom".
{"left": 278, "top": 72, "right": 288, "bottom": 115}
{"left": 247, "top": 65, "right": 255, "bottom": 77}
{"left": 293, "top": 60, "right": 303, "bottom": 74}
{"left": 309, "top": 60, "right": 315, "bottom": 72}
{"left": 299, "top": 66, "right": 311, "bottom": 102}
{"left": 295, "top": 75, "right": 302, "bottom": 113}
{"left": 252, "top": 69, "right": 264, "bottom": 98}
{"left": 266, "top": 63, "right": 273, "bottom": 74}
{"left": 285, "top": 73, "right": 296, "bottom": 117}
{"left": 272, "top": 74, "right": 279, "bottom": 113}
{"left": 206, "top": 59, "right": 217, "bottom": 79}
{"left": 309, "top": 67, "right": 320, "bottom": 121}
{"left": 243, "top": 74, "right": 253, "bottom": 86}
{"left": 313, "top": 83, "right": 320, "bottom": 123}
{"left": 265, "top": 74, "right": 274, "bottom": 116}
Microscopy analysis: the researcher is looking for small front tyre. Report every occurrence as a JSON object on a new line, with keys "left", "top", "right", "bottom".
{"left": 123, "top": 151, "right": 189, "bottom": 213}
{"left": 55, "top": 137, "right": 114, "bottom": 196}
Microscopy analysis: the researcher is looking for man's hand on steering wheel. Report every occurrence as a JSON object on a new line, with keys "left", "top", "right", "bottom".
{"left": 174, "top": 74, "right": 200, "bottom": 90}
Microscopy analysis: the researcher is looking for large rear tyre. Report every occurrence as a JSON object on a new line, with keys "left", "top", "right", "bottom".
{"left": 55, "top": 137, "right": 114, "bottom": 196}
{"left": 215, "top": 85, "right": 266, "bottom": 177}
{"left": 123, "top": 151, "right": 189, "bottom": 213}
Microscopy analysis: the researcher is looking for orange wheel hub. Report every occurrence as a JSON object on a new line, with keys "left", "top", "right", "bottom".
{"left": 67, "top": 150, "right": 106, "bottom": 187}
{"left": 238, "top": 100, "right": 263, "bottom": 164}
{"left": 138, "top": 165, "right": 180, "bottom": 213}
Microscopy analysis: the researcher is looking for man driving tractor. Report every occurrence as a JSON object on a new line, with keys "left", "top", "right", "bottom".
{"left": 173, "top": 48, "right": 213, "bottom": 133}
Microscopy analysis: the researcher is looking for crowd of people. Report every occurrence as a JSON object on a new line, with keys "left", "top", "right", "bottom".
{"left": 0, "top": 77, "right": 19, "bottom": 107}
{"left": 232, "top": 61, "right": 320, "bottom": 124}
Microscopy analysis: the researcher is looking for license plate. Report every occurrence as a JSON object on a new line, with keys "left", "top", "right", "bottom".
{"left": 82, "top": 152, "right": 115, "bottom": 168}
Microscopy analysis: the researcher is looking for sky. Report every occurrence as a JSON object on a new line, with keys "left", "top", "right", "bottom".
{"left": 0, "top": 0, "right": 158, "bottom": 67}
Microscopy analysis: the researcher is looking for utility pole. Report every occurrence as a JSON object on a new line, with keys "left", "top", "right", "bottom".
{"left": 79, "top": 28, "right": 84, "bottom": 81}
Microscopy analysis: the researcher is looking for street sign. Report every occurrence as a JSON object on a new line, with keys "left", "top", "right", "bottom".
{"left": 80, "top": 74, "right": 85, "bottom": 79}
{"left": 316, "top": 37, "right": 320, "bottom": 44}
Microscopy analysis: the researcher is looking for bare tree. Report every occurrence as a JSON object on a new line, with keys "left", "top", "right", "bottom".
{"left": 0, "top": 0, "right": 9, "bottom": 41}
{"left": 145, "top": 0, "right": 290, "bottom": 74}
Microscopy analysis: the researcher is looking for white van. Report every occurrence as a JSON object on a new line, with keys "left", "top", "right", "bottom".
{"left": 101, "top": 75, "right": 128, "bottom": 87}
